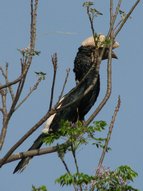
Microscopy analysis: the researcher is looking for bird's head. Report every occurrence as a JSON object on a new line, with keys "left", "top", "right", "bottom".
{"left": 81, "top": 34, "right": 119, "bottom": 59}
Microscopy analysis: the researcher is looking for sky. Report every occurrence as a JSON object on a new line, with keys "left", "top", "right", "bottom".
{"left": 0, "top": 0, "right": 143, "bottom": 191}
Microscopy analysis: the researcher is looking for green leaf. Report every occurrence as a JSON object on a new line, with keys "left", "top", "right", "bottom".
{"left": 17, "top": 48, "right": 41, "bottom": 57}
{"left": 32, "top": 185, "right": 48, "bottom": 191}
{"left": 83, "top": 1, "right": 94, "bottom": 7}
{"left": 55, "top": 173, "right": 95, "bottom": 186}
{"left": 90, "top": 8, "right": 103, "bottom": 17}
{"left": 35, "top": 72, "right": 46, "bottom": 80}
{"left": 94, "top": 165, "right": 139, "bottom": 191}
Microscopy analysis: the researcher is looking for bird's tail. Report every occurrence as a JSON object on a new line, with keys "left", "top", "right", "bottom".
{"left": 13, "top": 133, "right": 47, "bottom": 173}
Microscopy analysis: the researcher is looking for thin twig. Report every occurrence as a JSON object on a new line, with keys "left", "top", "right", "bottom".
{"left": 49, "top": 53, "right": 58, "bottom": 111}
{"left": 0, "top": 77, "right": 26, "bottom": 151}
{"left": 71, "top": 144, "right": 79, "bottom": 174}
{"left": 0, "top": 65, "right": 14, "bottom": 100}
{"left": 114, "top": 19, "right": 122, "bottom": 32}
{"left": 0, "top": 0, "right": 39, "bottom": 91}
{"left": 115, "top": 0, "right": 141, "bottom": 37}
{"left": 71, "top": 143, "right": 82, "bottom": 191}
{"left": 112, "top": 0, "right": 122, "bottom": 29}
{"left": 97, "top": 96, "right": 121, "bottom": 172}
{"left": 58, "top": 150, "right": 78, "bottom": 191}
{"left": 5, "top": 63, "right": 15, "bottom": 100}
{"left": 0, "top": 87, "right": 8, "bottom": 150}
{"left": 85, "top": 43, "right": 113, "bottom": 126}
{"left": 0, "top": 66, "right": 98, "bottom": 167}
{"left": 58, "top": 68, "right": 70, "bottom": 102}
{"left": 0, "top": 73, "right": 25, "bottom": 90}
{"left": 0, "top": 85, "right": 7, "bottom": 116}
{"left": 85, "top": 0, "right": 121, "bottom": 126}
{"left": 58, "top": 149, "right": 71, "bottom": 174}
{"left": 6, "top": 74, "right": 25, "bottom": 121}
{"left": 0, "top": 109, "right": 53, "bottom": 167}
{"left": 0, "top": 81, "right": 8, "bottom": 150}
{"left": 90, "top": 96, "right": 121, "bottom": 191}
{"left": 0, "top": 0, "right": 39, "bottom": 160}
{"left": 86, "top": 6, "right": 96, "bottom": 39}
{"left": 107, "top": 0, "right": 122, "bottom": 40}
{"left": 86, "top": 0, "right": 140, "bottom": 126}
{"left": 14, "top": 77, "right": 42, "bottom": 111}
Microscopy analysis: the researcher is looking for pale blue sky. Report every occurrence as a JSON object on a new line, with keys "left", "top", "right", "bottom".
{"left": 0, "top": 1, "right": 143, "bottom": 191}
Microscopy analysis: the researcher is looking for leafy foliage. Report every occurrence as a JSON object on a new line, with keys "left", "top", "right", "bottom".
{"left": 119, "top": 9, "right": 132, "bottom": 20}
{"left": 17, "top": 48, "right": 41, "bottom": 57}
{"left": 32, "top": 185, "right": 47, "bottom": 191}
{"left": 42, "top": 120, "right": 139, "bottom": 190}
{"left": 35, "top": 72, "right": 46, "bottom": 80}
{"left": 55, "top": 166, "right": 139, "bottom": 191}
{"left": 94, "top": 165, "right": 139, "bottom": 191}
{"left": 83, "top": 1, "right": 94, "bottom": 7}
{"left": 43, "top": 120, "right": 107, "bottom": 148}
{"left": 55, "top": 172, "right": 95, "bottom": 186}
{"left": 83, "top": 1, "right": 103, "bottom": 23}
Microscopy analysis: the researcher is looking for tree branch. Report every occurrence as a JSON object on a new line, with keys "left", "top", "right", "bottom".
{"left": 49, "top": 53, "right": 58, "bottom": 111}
{"left": 0, "top": 141, "right": 71, "bottom": 165}
{"left": 90, "top": 96, "right": 121, "bottom": 191}
{"left": 115, "top": 0, "right": 141, "bottom": 37}
{"left": 85, "top": 42, "right": 113, "bottom": 126}
{"left": 14, "top": 77, "right": 42, "bottom": 111}
{"left": 0, "top": 0, "right": 39, "bottom": 158}
{"left": 97, "top": 96, "right": 121, "bottom": 171}
{"left": 0, "top": 64, "right": 15, "bottom": 100}
{"left": 0, "top": 62, "right": 100, "bottom": 167}
{"left": 58, "top": 68, "right": 70, "bottom": 102}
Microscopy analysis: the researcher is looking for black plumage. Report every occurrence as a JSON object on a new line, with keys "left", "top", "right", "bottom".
{"left": 13, "top": 65, "right": 99, "bottom": 173}
{"left": 13, "top": 35, "right": 119, "bottom": 173}
{"left": 73, "top": 45, "right": 118, "bottom": 118}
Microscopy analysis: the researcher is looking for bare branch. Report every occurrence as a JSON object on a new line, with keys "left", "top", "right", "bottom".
{"left": 6, "top": 67, "right": 15, "bottom": 100}
{"left": 0, "top": 84, "right": 8, "bottom": 150}
{"left": 115, "top": 0, "right": 141, "bottom": 37}
{"left": 86, "top": 6, "right": 96, "bottom": 38}
{"left": 0, "top": 74, "right": 25, "bottom": 90}
{"left": 0, "top": 141, "right": 71, "bottom": 165}
{"left": 85, "top": 0, "right": 121, "bottom": 126}
{"left": 90, "top": 96, "right": 121, "bottom": 190}
{"left": 0, "top": 0, "right": 39, "bottom": 153}
{"left": 85, "top": 43, "right": 113, "bottom": 126}
{"left": 14, "top": 77, "right": 42, "bottom": 111}
{"left": 0, "top": 109, "right": 53, "bottom": 167}
{"left": 97, "top": 96, "right": 121, "bottom": 171}
{"left": 58, "top": 143, "right": 79, "bottom": 191}
{"left": 0, "top": 87, "right": 7, "bottom": 116}
{"left": 58, "top": 68, "right": 70, "bottom": 102}
{"left": 49, "top": 53, "right": 58, "bottom": 111}
{"left": 112, "top": 0, "right": 122, "bottom": 29}
{"left": 0, "top": 120, "right": 8, "bottom": 151}
{"left": 58, "top": 147, "right": 71, "bottom": 175}
{"left": 5, "top": 63, "right": 15, "bottom": 100}
{"left": 71, "top": 144, "right": 79, "bottom": 174}
{"left": 0, "top": 64, "right": 100, "bottom": 167}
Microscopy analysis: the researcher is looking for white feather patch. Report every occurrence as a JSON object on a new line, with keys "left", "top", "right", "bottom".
{"left": 81, "top": 34, "right": 119, "bottom": 49}
{"left": 42, "top": 113, "right": 56, "bottom": 134}
{"left": 42, "top": 96, "right": 64, "bottom": 134}
{"left": 81, "top": 35, "right": 105, "bottom": 47}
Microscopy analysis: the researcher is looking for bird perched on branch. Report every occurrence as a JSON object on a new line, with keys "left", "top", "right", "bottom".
{"left": 73, "top": 34, "right": 119, "bottom": 118}
{"left": 13, "top": 34, "right": 119, "bottom": 173}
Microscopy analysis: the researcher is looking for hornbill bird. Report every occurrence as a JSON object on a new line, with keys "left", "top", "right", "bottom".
{"left": 13, "top": 34, "right": 119, "bottom": 173}
{"left": 73, "top": 34, "right": 119, "bottom": 118}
